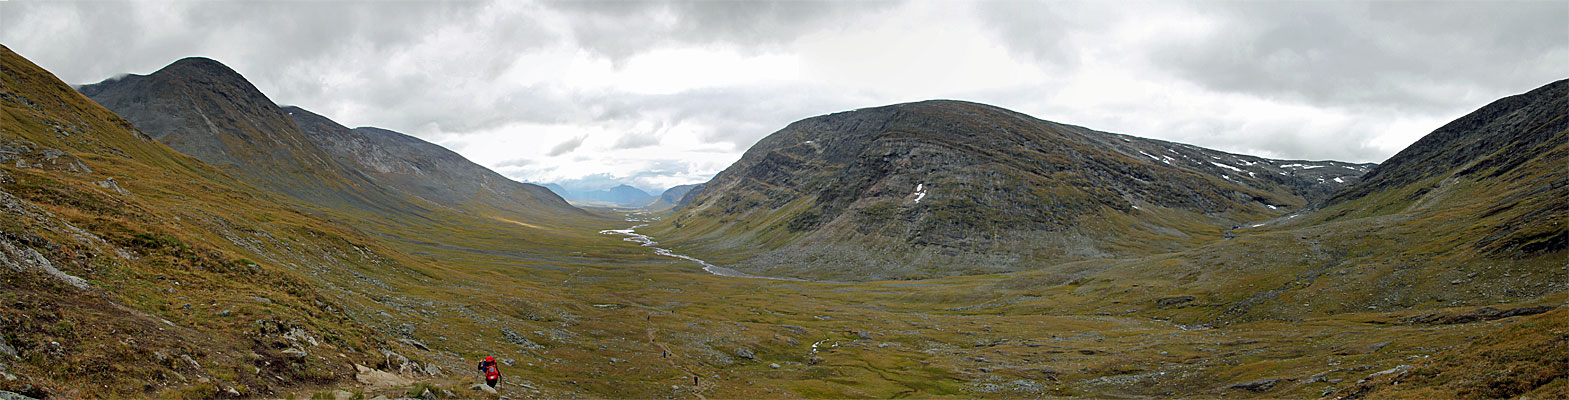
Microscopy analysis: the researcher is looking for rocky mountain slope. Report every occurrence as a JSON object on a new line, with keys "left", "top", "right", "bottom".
{"left": 75, "top": 58, "right": 392, "bottom": 211}
{"left": 962, "top": 78, "right": 1568, "bottom": 397}
{"left": 1319, "top": 78, "right": 1567, "bottom": 258}
{"left": 285, "top": 106, "right": 584, "bottom": 219}
{"left": 660, "top": 100, "right": 1373, "bottom": 280}
{"left": 967, "top": 76, "right": 1565, "bottom": 328}
{"left": 77, "top": 57, "right": 584, "bottom": 240}
{"left": 1211, "top": 77, "right": 1569, "bottom": 317}
{"left": 1, "top": 44, "right": 407, "bottom": 398}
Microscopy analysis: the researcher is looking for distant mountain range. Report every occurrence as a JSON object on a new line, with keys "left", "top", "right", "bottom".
{"left": 542, "top": 183, "right": 654, "bottom": 208}
{"left": 541, "top": 182, "right": 699, "bottom": 209}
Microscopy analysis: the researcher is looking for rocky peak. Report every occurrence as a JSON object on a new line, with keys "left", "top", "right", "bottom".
{"left": 79, "top": 56, "right": 320, "bottom": 171}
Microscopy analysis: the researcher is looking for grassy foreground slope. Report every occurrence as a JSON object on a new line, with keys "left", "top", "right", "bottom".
{"left": 2, "top": 43, "right": 400, "bottom": 397}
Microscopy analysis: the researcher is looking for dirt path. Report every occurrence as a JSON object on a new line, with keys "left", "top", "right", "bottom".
{"left": 646, "top": 317, "right": 711, "bottom": 400}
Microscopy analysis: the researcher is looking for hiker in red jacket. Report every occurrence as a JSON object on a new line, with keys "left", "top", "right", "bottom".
{"left": 478, "top": 356, "right": 501, "bottom": 388}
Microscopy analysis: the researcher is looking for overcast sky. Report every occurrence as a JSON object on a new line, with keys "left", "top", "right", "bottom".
{"left": 4, "top": 1, "right": 1565, "bottom": 192}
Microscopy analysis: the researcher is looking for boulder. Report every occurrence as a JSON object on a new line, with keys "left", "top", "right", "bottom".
{"left": 398, "top": 338, "right": 431, "bottom": 351}
{"left": 1226, "top": 378, "right": 1279, "bottom": 392}
{"left": 354, "top": 364, "right": 411, "bottom": 389}
{"left": 469, "top": 383, "right": 498, "bottom": 394}
{"left": 180, "top": 354, "right": 202, "bottom": 369}
{"left": 0, "top": 334, "right": 15, "bottom": 358}
{"left": 381, "top": 349, "right": 419, "bottom": 375}
{"left": 1156, "top": 296, "right": 1196, "bottom": 307}
{"left": 1367, "top": 365, "right": 1412, "bottom": 380}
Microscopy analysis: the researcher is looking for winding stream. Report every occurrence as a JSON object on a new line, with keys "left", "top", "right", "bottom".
{"left": 599, "top": 224, "right": 796, "bottom": 280}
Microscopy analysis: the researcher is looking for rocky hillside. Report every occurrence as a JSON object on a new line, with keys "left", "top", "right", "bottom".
{"left": 78, "top": 57, "right": 584, "bottom": 234}
{"left": 659, "top": 100, "right": 1372, "bottom": 280}
{"left": 1, "top": 44, "right": 408, "bottom": 398}
{"left": 2, "top": 44, "right": 636, "bottom": 400}
{"left": 75, "top": 58, "right": 389, "bottom": 211}
{"left": 1017, "top": 78, "right": 1567, "bottom": 326}
{"left": 285, "top": 106, "right": 584, "bottom": 219}
{"left": 1329, "top": 79, "right": 1567, "bottom": 210}
{"left": 1318, "top": 78, "right": 1567, "bottom": 258}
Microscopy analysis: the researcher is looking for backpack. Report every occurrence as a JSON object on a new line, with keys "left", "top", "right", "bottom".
{"left": 485, "top": 363, "right": 500, "bottom": 380}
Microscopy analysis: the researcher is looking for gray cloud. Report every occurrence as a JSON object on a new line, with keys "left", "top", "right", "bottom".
{"left": 547, "top": 135, "right": 587, "bottom": 156}
{"left": 1151, "top": 2, "right": 1567, "bottom": 111}
{"left": 543, "top": 0, "right": 899, "bottom": 62}
{"left": 613, "top": 126, "right": 665, "bottom": 150}
{"left": 3, "top": 0, "right": 1563, "bottom": 187}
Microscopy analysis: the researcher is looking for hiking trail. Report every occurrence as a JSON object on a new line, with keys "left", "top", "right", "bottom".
{"left": 646, "top": 314, "right": 711, "bottom": 400}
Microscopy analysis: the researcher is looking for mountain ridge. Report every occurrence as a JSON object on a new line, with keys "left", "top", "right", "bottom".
{"left": 660, "top": 99, "right": 1374, "bottom": 280}
{"left": 78, "top": 56, "right": 592, "bottom": 242}
{"left": 284, "top": 105, "right": 586, "bottom": 219}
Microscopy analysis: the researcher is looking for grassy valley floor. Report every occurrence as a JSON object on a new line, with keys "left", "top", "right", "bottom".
{"left": 284, "top": 210, "right": 1566, "bottom": 400}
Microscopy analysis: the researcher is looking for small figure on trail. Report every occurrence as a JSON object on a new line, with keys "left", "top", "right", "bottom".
{"left": 693, "top": 375, "right": 699, "bottom": 386}
{"left": 478, "top": 356, "right": 501, "bottom": 388}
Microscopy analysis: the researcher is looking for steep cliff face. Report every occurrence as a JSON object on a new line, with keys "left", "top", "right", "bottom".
{"left": 663, "top": 100, "right": 1372, "bottom": 280}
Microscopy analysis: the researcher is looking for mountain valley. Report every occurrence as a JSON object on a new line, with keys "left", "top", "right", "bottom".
{"left": 0, "top": 42, "right": 1564, "bottom": 400}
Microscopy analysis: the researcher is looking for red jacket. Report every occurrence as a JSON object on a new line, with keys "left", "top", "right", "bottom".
{"left": 478, "top": 360, "right": 500, "bottom": 379}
